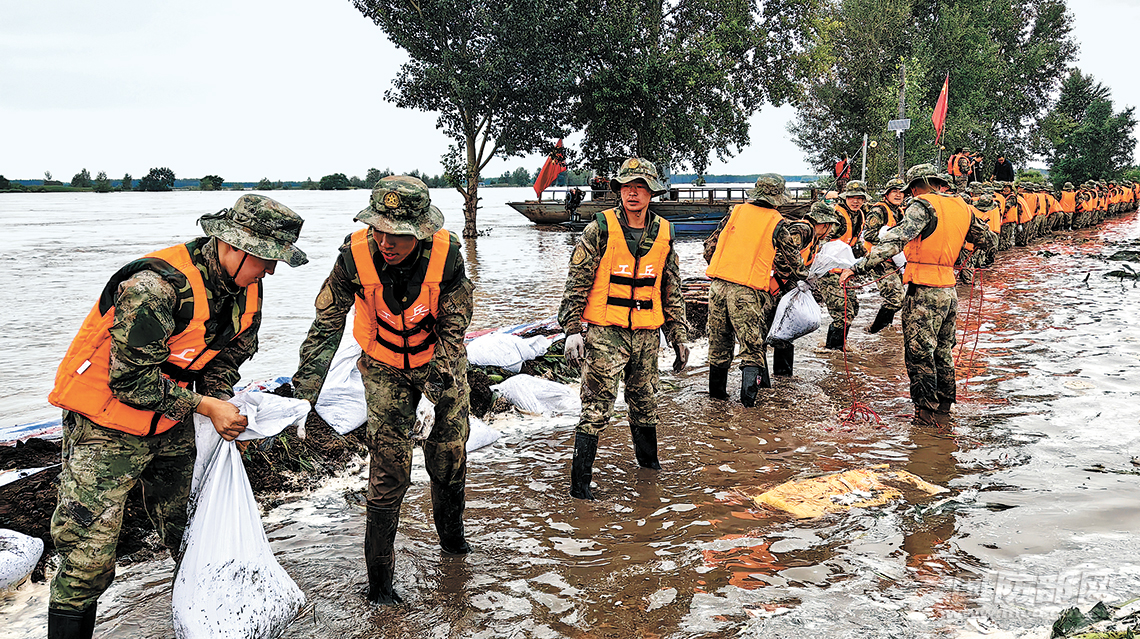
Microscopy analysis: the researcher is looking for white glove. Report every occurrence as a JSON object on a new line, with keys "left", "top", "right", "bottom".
{"left": 564, "top": 333, "right": 585, "bottom": 363}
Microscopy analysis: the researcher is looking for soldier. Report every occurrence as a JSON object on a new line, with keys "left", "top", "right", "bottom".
{"left": 862, "top": 178, "right": 906, "bottom": 333}
{"left": 840, "top": 164, "right": 997, "bottom": 425}
{"left": 703, "top": 174, "right": 826, "bottom": 405}
{"left": 293, "top": 176, "right": 473, "bottom": 604}
{"left": 46, "top": 195, "right": 307, "bottom": 637}
{"left": 954, "top": 149, "right": 972, "bottom": 192}
{"left": 1059, "top": 182, "right": 1077, "bottom": 230}
{"left": 560, "top": 157, "right": 689, "bottom": 500}
{"left": 818, "top": 180, "right": 868, "bottom": 349}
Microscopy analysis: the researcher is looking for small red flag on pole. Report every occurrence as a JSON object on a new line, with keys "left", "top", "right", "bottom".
{"left": 533, "top": 139, "right": 567, "bottom": 198}
{"left": 932, "top": 72, "right": 949, "bottom": 145}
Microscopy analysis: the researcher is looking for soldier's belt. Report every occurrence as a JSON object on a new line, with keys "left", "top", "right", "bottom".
{"left": 607, "top": 297, "right": 654, "bottom": 310}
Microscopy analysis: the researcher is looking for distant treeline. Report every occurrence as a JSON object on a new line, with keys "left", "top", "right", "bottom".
{"left": 671, "top": 174, "right": 822, "bottom": 184}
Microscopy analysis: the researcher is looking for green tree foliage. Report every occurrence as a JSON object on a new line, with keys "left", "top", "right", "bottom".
{"left": 93, "top": 171, "right": 113, "bottom": 193}
{"left": 137, "top": 167, "right": 176, "bottom": 191}
{"left": 255, "top": 178, "right": 280, "bottom": 190}
{"left": 318, "top": 173, "right": 351, "bottom": 190}
{"left": 572, "top": 0, "right": 822, "bottom": 177}
{"left": 364, "top": 167, "right": 392, "bottom": 189}
{"left": 350, "top": 0, "right": 585, "bottom": 237}
{"left": 70, "top": 168, "right": 92, "bottom": 188}
{"left": 510, "top": 166, "right": 532, "bottom": 186}
{"left": 44, "top": 171, "right": 52, "bottom": 183}
{"left": 791, "top": 0, "right": 1077, "bottom": 185}
{"left": 1037, "top": 70, "right": 1137, "bottom": 187}
{"left": 121, "top": 173, "right": 132, "bottom": 191}
{"left": 0, "top": 175, "right": 9, "bottom": 189}
{"left": 200, "top": 175, "right": 225, "bottom": 191}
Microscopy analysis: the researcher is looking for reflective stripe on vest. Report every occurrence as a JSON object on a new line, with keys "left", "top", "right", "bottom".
{"left": 48, "top": 243, "right": 259, "bottom": 436}
{"left": 351, "top": 227, "right": 451, "bottom": 370}
{"left": 706, "top": 203, "right": 782, "bottom": 293}
{"left": 582, "top": 209, "right": 670, "bottom": 330}
{"left": 903, "top": 194, "right": 972, "bottom": 288}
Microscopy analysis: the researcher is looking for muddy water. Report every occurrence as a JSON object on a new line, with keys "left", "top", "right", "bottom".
{"left": 4, "top": 191, "right": 1140, "bottom": 638}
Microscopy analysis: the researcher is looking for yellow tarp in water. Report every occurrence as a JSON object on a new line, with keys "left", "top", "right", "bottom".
{"left": 751, "top": 464, "right": 948, "bottom": 519}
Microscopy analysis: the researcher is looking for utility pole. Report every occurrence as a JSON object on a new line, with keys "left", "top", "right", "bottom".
{"left": 861, "top": 133, "right": 868, "bottom": 181}
{"left": 897, "top": 61, "right": 906, "bottom": 178}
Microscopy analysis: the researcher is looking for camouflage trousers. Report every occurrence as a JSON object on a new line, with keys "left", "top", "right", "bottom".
{"left": 50, "top": 411, "right": 194, "bottom": 612}
{"left": 706, "top": 279, "right": 778, "bottom": 374}
{"left": 954, "top": 176, "right": 968, "bottom": 193}
{"left": 901, "top": 284, "right": 958, "bottom": 410}
{"left": 817, "top": 271, "right": 859, "bottom": 332}
{"left": 576, "top": 324, "right": 661, "bottom": 437}
{"left": 871, "top": 262, "right": 904, "bottom": 312}
{"left": 999, "top": 223, "right": 1015, "bottom": 251}
{"left": 360, "top": 353, "right": 470, "bottom": 511}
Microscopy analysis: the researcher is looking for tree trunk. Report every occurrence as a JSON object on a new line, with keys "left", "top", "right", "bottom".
{"left": 463, "top": 133, "right": 480, "bottom": 238}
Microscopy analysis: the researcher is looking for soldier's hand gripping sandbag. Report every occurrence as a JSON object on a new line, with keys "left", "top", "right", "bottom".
{"left": 672, "top": 342, "right": 689, "bottom": 373}
{"left": 766, "top": 280, "right": 822, "bottom": 346}
{"left": 564, "top": 333, "right": 585, "bottom": 363}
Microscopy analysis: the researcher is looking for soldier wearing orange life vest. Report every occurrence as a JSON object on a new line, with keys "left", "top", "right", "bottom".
{"left": 293, "top": 176, "right": 473, "bottom": 605}
{"left": 560, "top": 157, "right": 689, "bottom": 501}
{"left": 46, "top": 195, "right": 307, "bottom": 638}
{"left": 841, "top": 164, "right": 996, "bottom": 426}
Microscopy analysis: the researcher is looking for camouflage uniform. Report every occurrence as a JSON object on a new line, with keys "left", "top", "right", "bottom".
{"left": 955, "top": 152, "right": 972, "bottom": 193}
{"left": 819, "top": 182, "right": 868, "bottom": 347}
{"left": 850, "top": 165, "right": 997, "bottom": 424}
{"left": 49, "top": 196, "right": 305, "bottom": 629}
{"left": 863, "top": 179, "right": 906, "bottom": 324}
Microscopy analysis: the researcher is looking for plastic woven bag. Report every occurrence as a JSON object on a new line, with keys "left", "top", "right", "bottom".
{"left": 0, "top": 529, "right": 43, "bottom": 591}
{"left": 466, "top": 333, "right": 554, "bottom": 373}
{"left": 766, "top": 281, "right": 822, "bottom": 346}
{"left": 808, "top": 240, "right": 858, "bottom": 278}
{"left": 174, "top": 392, "right": 309, "bottom": 639}
{"left": 314, "top": 328, "right": 367, "bottom": 436}
{"left": 490, "top": 374, "right": 581, "bottom": 416}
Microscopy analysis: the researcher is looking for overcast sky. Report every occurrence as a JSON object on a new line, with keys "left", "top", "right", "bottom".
{"left": 1, "top": 0, "right": 1135, "bottom": 182}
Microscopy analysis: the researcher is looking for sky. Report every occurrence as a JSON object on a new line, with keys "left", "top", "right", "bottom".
{"left": 1, "top": 0, "right": 1137, "bottom": 182}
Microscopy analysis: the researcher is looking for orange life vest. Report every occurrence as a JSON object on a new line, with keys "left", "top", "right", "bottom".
{"left": 351, "top": 227, "right": 452, "bottom": 370}
{"left": 1060, "top": 190, "right": 1077, "bottom": 213}
{"left": 863, "top": 201, "right": 899, "bottom": 253}
{"left": 706, "top": 203, "right": 783, "bottom": 294}
{"left": 582, "top": 209, "right": 670, "bottom": 330}
{"left": 947, "top": 154, "right": 961, "bottom": 177}
{"left": 1035, "top": 193, "right": 1049, "bottom": 218}
{"left": 834, "top": 202, "right": 863, "bottom": 246}
{"left": 977, "top": 205, "right": 1001, "bottom": 233}
{"left": 49, "top": 243, "right": 259, "bottom": 437}
{"left": 1018, "top": 192, "right": 1037, "bottom": 223}
{"left": 903, "top": 194, "right": 972, "bottom": 288}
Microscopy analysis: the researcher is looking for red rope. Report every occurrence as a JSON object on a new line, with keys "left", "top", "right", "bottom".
{"left": 838, "top": 276, "right": 884, "bottom": 426}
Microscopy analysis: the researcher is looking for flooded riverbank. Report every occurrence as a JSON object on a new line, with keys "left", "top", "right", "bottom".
{"left": 3, "top": 190, "right": 1140, "bottom": 638}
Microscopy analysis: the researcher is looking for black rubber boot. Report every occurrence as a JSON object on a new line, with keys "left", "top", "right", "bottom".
{"left": 570, "top": 432, "right": 598, "bottom": 500}
{"left": 772, "top": 345, "right": 794, "bottom": 376}
{"left": 630, "top": 426, "right": 662, "bottom": 470}
{"left": 867, "top": 307, "right": 896, "bottom": 334}
{"left": 708, "top": 366, "right": 729, "bottom": 400}
{"left": 365, "top": 504, "right": 403, "bottom": 605}
{"left": 740, "top": 365, "right": 762, "bottom": 407}
{"left": 48, "top": 605, "right": 96, "bottom": 639}
{"left": 825, "top": 325, "right": 846, "bottom": 350}
{"left": 431, "top": 482, "right": 471, "bottom": 555}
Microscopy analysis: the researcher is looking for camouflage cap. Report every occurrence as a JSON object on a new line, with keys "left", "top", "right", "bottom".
{"left": 806, "top": 200, "right": 840, "bottom": 226}
{"left": 839, "top": 180, "right": 869, "bottom": 198}
{"left": 355, "top": 176, "right": 444, "bottom": 240}
{"left": 1064, "top": 182, "right": 1075, "bottom": 190}
{"left": 974, "top": 193, "right": 995, "bottom": 210}
{"left": 198, "top": 194, "right": 308, "bottom": 267}
{"left": 610, "top": 157, "right": 667, "bottom": 195}
{"left": 880, "top": 177, "right": 906, "bottom": 196}
{"left": 902, "top": 164, "right": 949, "bottom": 193}
{"left": 747, "top": 173, "right": 789, "bottom": 207}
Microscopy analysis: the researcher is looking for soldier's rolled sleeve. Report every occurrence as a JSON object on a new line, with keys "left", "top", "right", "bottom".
{"left": 558, "top": 221, "right": 604, "bottom": 335}
{"left": 703, "top": 216, "right": 730, "bottom": 264}
{"left": 198, "top": 314, "right": 260, "bottom": 400}
{"left": 855, "top": 200, "right": 930, "bottom": 275}
{"left": 661, "top": 241, "right": 688, "bottom": 346}
{"left": 293, "top": 253, "right": 359, "bottom": 403}
{"left": 107, "top": 271, "right": 201, "bottom": 422}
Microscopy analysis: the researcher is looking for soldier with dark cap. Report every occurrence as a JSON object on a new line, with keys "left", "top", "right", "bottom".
{"left": 702, "top": 174, "right": 832, "bottom": 404}
{"left": 818, "top": 180, "right": 868, "bottom": 349}
{"left": 560, "top": 157, "right": 689, "bottom": 500}
{"left": 46, "top": 195, "right": 307, "bottom": 637}
{"left": 840, "top": 164, "right": 996, "bottom": 426}
{"left": 293, "top": 176, "right": 473, "bottom": 604}
{"left": 862, "top": 177, "right": 906, "bottom": 333}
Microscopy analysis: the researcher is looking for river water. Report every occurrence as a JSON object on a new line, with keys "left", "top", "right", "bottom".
{"left": 3, "top": 189, "right": 1140, "bottom": 638}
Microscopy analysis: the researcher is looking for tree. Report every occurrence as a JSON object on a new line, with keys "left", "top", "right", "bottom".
{"left": 510, "top": 167, "right": 531, "bottom": 186}
{"left": 791, "top": 0, "right": 1077, "bottom": 183}
{"left": 121, "top": 173, "right": 132, "bottom": 191}
{"left": 572, "top": 0, "right": 822, "bottom": 177}
{"left": 351, "top": 0, "right": 586, "bottom": 237}
{"left": 92, "top": 171, "right": 113, "bottom": 193}
{"left": 364, "top": 167, "right": 391, "bottom": 189}
{"left": 1037, "top": 69, "right": 1137, "bottom": 187}
{"left": 137, "top": 167, "right": 176, "bottom": 191}
{"left": 0, "top": 175, "right": 9, "bottom": 190}
{"left": 200, "top": 175, "right": 225, "bottom": 191}
{"left": 44, "top": 171, "right": 52, "bottom": 183}
{"left": 256, "top": 178, "right": 277, "bottom": 190}
{"left": 71, "top": 168, "right": 92, "bottom": 188}
{"left": 318, "top": 173, "right": 351, "bottom": 190}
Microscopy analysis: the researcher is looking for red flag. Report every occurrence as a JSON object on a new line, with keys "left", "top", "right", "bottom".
{"left": 533, "top": 139, "right": 567, "bottom": 197}
{"left": 932, "top": 72, "right": 949, "bottom": 145}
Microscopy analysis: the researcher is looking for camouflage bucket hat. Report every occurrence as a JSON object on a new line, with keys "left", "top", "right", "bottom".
{"left": 880, "top": 177, "right": 906, "bottom": 196}
{"left": 839, "top": 180, "right": 869, "bottom": 198}
{"left": 974, "top": 193, "right": 995, "bottom": 210}
{"left": 355, "top": 175, "right": 444, "bottom": 240}
{"left": 902, "top": 164, "right": 949, "bottom": 193}
{"left": 806, "top": 200, "right": 840, "bottom": 226}
{"left": 747, "top": 173, "right": 789, "bottom": 207}
{"left": 610, "top": 157, "right": 667, "bottom": 195}
{"left": 198, "top": 194, "right": 308, "bottom": 267}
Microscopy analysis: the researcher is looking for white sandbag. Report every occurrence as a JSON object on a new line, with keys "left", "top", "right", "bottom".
{"left": 490, "top": 374, "right": 581, "bottom": 416}
{"left": 466, "top": 332, "right": 554, "bottom": 373}
{"left": 808, "top": 240, "right": 858, "bottom": 277}
{"left": 0, "top": 529, "right": 44, "bottom": 591}
{"left": 766, "top": 281, "right": 822, "bottom": 346}
{"left": 878, "top": 226, "right": 907, "bottom": 270}
{"left": 176, "top": 395, "right": 307, "bottom": 639}
{"left": 412, "top": 397, "right": 501, "bottom": 452}
{"left": 314, "top": 329, "right": 367, "bottom": 436}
